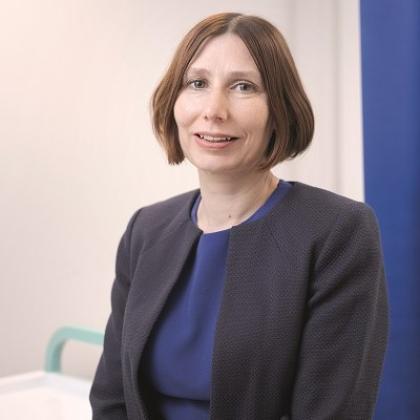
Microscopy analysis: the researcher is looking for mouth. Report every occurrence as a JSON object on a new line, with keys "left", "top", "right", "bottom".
{"left": 194, "top": 133, "right": 239, "bottom": 143}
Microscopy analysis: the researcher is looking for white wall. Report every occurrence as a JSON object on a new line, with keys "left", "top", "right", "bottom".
{"left": 0, "top": 0, "right": 362, "bottom": 378}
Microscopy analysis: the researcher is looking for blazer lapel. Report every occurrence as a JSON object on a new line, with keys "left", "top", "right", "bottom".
{"left": 124, "top": 202, "right": 202, "bottom": 407}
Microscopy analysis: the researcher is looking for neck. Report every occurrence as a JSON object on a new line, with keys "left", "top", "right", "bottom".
{"left": 196, "top": 170, "right": 279, "bottom": 233}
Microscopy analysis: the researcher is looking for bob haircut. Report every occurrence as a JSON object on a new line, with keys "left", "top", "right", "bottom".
{"left": 151, "top": 13, "right": 314, "bottom": 170}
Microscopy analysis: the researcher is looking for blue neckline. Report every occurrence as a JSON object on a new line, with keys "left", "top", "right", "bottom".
{"left": 190, "top": 180, "right": 292, "bottom": 235}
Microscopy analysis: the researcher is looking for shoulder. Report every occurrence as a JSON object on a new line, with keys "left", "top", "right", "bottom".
{"left": 122, "top": 188, "right": 198, "bottom": 251}
{"left": 289, "top": 181, "right": 372, "bottom": 215}
{"left": 284, "top": 181, "right": 377, "bottom": 224}
{"left": 137, "top": 189, "right": 197, "bottom": 225}
{"left": 267, "top": 181, "right": 381, "bottom": 250}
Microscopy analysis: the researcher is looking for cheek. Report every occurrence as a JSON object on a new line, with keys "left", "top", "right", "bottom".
{"left": 174, "top": 96, "right": 195, "bottom": 154}
{"left": 239, "top": 102, "right": 270, "bottom": 137}
{"left": 174, "top": 94, "right": 198, "bottom": 129}
{"left": 173, "top": 97, "right": 184, "bottom": 129}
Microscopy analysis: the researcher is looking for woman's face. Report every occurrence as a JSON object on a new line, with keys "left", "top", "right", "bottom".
{"left": 174, "top": 33, "right": 272, "bottom": 176}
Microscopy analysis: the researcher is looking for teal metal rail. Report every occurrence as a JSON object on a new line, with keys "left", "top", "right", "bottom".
{"left": 45, "top": 326, "right": 104, "bottom": 373}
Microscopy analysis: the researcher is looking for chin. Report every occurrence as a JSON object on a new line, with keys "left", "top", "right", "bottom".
{"left": 190, "top": 159, "right": 239, "bottom": 175}
{"left": 185, "top": 152, "right": 218, "bottom": 166}
{"left": 197, "top": 165, "right": 236, "bottom": 175}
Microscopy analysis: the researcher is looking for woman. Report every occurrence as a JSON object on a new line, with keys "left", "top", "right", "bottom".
{"left": 90, "top": 13, "right": 388, "bottom": 420}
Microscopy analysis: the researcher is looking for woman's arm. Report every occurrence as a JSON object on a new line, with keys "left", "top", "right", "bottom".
{"left": 290, "top": 203, "right": 389, "bottom": 419}
{"left": 89, "top": 209, "right": 141, "bottom": 419}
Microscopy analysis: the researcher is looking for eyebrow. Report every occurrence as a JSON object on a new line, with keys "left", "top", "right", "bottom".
{"left": 186, "top": 67, "right": 261, "bottom": 81}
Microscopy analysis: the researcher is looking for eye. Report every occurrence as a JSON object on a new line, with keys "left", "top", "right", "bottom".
{"left": 232, "top": 82, "right": 256, "bottom": 92}
{"left": 186, "top": 79, "right": 207, "bottom": 89}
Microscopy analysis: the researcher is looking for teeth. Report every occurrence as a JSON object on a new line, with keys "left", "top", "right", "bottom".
{"left": 199, "top": 134, "right": 234, "bottom": 142}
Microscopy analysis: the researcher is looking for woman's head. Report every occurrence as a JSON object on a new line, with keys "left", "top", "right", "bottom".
{"left": 151, "top": 13, "right": 314, "bottom": 171}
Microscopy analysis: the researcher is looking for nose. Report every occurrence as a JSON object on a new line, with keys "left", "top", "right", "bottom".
{"left": 203, "top": 88, "right": 229, "bottom": 122}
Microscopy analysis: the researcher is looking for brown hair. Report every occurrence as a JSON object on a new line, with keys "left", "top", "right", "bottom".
{"left": 151, "top": 13, "right": 314, "bottom": 170}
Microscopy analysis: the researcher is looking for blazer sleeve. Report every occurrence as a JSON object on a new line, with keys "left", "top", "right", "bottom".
{"left": 89, "top": 209, "right": 141, "bottom": 419}
{"left": 290, "top": 203, "right": 389, "bottom": 419}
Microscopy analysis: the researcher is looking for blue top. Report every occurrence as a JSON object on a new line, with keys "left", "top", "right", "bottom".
{"left": 141, "top": 180, "right": 292, "bottom": 419}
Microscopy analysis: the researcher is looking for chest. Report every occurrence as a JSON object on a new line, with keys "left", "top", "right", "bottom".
{"left": 121, "top": 223, "right": 312, "bottom": 419}
{"left": 127, "top": 226, "right": 309, "bottom": 365}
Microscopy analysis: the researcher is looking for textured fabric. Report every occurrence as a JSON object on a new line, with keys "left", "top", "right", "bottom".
{"left": 139, "top": 181, "right": 291, "bottom": 420}
{"left": 90, "top": 181, "right": 389, "bottom": 420}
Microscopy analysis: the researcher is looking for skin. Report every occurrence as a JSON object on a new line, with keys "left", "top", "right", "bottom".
{"left": 173, "top": 33, "right": 279, "bottom": 233}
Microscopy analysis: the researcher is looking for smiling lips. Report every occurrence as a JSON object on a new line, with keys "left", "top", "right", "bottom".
{"left": 195, "top": 133, "right": 239, "bottom": 143}
{"left": 194, "top": 133, "right": 239, "bottom": 149}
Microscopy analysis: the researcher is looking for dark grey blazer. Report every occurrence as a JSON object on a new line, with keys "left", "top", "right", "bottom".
{"left": 90, "top": 181, "right": 388, "bottom": 420}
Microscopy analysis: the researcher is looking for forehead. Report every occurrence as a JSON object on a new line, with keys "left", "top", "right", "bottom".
{"left": 187, "top": 33, "right": 260, "bottom": 76}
